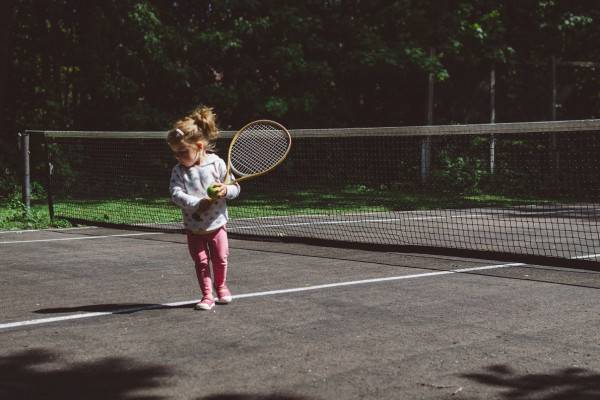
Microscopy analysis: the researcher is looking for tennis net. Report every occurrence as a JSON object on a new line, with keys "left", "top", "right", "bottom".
{"left": 28, "top": 120, "right": 600, "bottom": 265}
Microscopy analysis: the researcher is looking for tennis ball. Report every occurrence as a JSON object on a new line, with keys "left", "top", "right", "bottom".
{"left": 207, "top": 184, "right": 220, "bottom": 199}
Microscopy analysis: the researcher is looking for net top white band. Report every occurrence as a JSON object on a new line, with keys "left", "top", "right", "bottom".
{"left": 26, "top": 119, "right": 600, "bottom": 139}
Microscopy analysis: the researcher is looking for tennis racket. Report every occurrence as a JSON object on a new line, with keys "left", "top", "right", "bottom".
{"left": 199, "top": 120, "right": 291, "bottom": 207}
{"left": 223, "top": 119, "right": 292, "bottom": 184}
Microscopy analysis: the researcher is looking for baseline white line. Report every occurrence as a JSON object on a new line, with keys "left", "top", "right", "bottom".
{"left": 0, "top": 232, "right": 164, "bottom": 245}
{"left": 0, "top": 261, "right": 521, "bottom": 331}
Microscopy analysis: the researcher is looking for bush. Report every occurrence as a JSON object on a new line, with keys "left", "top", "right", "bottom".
{"left": 0, "top": 174, "right": 59, "bottom": 230}
{"left": 432, "top": 150, "right": 487, "bottom": 194}
{"left": 0, "top": 170, "right": 19, "bottom": 200}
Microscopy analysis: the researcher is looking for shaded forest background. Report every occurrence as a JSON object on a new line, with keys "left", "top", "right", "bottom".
{"left": 1, "top": 1, "right": 599, "bottom": 196}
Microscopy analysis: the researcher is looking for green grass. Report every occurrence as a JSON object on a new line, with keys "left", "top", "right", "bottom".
{"left": 233, "top": 185, "right": 546, "bottom": 217}
{"left": 0, "top": 200, "right": 72, "bottom": 231}
{"left": 53, "top": 198, "right": 180, "bottom": 225}
{"left": 1, "top": 185, "right": 555, "bottom": 231}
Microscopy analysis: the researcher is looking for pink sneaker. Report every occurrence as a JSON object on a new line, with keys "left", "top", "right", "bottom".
{"left": 216, "top": 286, "right": 232, "bottom": 304}
{"left": 194, "top": 297, "right": 215, "bottom": 311}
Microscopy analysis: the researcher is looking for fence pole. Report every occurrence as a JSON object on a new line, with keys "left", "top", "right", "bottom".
{"left": 19, "top": 131, "right": 31, "bottom": 214}
{"left": 551, "top": 56, "right": 559, "bottom": 183}
{"left": 43, "top": 137, "right": 55, "bottom": 221}
{"left": 551, "top": 56, "right": 557, "bottom": 121}
{"left": 489, "top": 65, "right": 496, "bottom": 175}
{"left": 421, "top": 47, "right": 434, "bottom": 185}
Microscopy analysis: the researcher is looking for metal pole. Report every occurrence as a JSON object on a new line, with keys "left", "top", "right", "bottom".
{"left": 19, "top": 131, "right": 31, "bottom": 213}
{"left": 489, "top": 65, "right": 496, "bottom": 175}
{"left": 421, "top": 47, "right": 434, "bottom": 186}
{"left": 551, "top": 55, "right": 557, "bottom": 121}
{"left": 551, "top": 56, "right": 559, "bottom": 179}
{"left": 490, "top": 65, "right": 496, "bottom": 123}
{"left": 427, "top": 50, "right": 435, "bottom": 125}
{"left": 44, "top": 137, "right": 55, "bottom": 221}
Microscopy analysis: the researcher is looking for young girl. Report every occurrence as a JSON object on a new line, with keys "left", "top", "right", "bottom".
{"left": 167, "top": 106, "right": 240, "bottom": 311}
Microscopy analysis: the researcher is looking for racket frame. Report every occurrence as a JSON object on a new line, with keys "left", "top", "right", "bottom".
{"left": 224, "top": 119, "right": 292, "bottom": 184}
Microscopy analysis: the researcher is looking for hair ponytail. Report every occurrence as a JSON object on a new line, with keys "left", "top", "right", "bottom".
{"left": 190, "top": 106, "right": 218, "bottom": 142}
{"left": 167, "top": 105, "right": 219, "bottom": 151}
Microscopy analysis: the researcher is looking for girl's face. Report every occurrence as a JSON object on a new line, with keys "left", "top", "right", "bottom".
{"left": 170, "top": 142, "right": 203, "bottom": 167}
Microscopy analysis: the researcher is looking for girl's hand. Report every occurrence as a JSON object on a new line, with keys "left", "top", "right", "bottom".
{"left": 209, "top": 183, "right": 228, "bottom": 198}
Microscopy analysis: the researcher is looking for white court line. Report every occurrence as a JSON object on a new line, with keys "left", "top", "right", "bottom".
{"left": 0, "top": 261, "right": 522, "bottom": 331}
{"left": 233, "top": 205, "right": 600, "bottom": 223}
{"left": 0, "top": 232, "right": 164, "bottom": 245}
{"left": 572, "top": 253, "right": 600, "bottom": 260}
{"left": 233, "top": 209, "right": 587, "bottom": 231}
{"left": 232, "top": 208, "right": 443, "bottom": 221}
{"left": 235, "top": 215, "right": 454, "bottom": 230}
{"left": 0, "top": 226, "right": 98, "bottom": 234}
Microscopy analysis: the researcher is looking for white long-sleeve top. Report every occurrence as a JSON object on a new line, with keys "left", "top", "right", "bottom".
{"left": 169, "top": 153, "right": 240, "bottom": 233}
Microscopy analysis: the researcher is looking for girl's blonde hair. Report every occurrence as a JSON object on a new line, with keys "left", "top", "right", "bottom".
{"left": 167, "top": 105, "right": 219, "bottom": 152}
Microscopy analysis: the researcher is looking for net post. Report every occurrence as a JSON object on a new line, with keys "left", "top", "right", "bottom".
{"left": 19, "top": 131, "right": 31, "bottom": 214}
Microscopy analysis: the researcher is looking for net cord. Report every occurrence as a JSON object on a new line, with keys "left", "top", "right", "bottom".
{"left": 26, "top": 119, "right": 600, "bottom": 139}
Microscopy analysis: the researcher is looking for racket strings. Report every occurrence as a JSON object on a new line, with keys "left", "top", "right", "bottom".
{"left": 232, "top": 138, "right": 288, "bottom": 174}
{"left": 230, "top": 124, "right": 290, "bottom": 176}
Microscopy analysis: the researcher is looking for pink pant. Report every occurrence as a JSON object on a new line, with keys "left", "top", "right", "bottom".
{"left": 186, "top": 227, "right": 229, "bottom": 298}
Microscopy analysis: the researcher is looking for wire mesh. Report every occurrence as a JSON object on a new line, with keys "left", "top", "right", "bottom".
{"left": 28, "top": 120, "right": 600, "bottom": 264}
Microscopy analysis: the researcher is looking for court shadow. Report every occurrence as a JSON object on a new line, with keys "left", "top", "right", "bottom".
{"left": 0, "top": 348, "right": 174, "bottom": 399}
{"left": 461, "top": 364, "right": 600, "bottom": 399}
{"left": 34, "top": 303, "right": 193, "bottom": 314}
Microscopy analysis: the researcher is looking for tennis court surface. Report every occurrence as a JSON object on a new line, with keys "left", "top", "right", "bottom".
{"left": 2, "top": 226, "right": 600, "bottom": 399}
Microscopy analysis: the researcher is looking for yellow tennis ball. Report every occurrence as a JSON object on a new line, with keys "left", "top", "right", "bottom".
{"left": 207, "top": 184, "right": 220, "bottom": 199}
